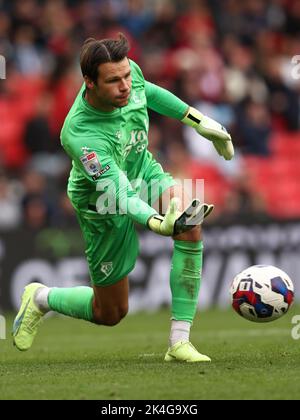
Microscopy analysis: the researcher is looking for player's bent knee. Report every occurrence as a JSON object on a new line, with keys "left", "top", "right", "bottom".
{"left": 118, "top": 304, "right": 129, "bottom": 320}
{"left": 93, "top": 305, "right": 128, "bottom": 326}
{"left": 100, "top": 311, "right": 127, "bottom": 326}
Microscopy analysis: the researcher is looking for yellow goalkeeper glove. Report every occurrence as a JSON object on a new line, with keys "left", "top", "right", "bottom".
{"left": 182, "top": 107, "right": 234, "bottom": 160}
{"left": 148, "top": 197, "right": 214, "bottom": 237}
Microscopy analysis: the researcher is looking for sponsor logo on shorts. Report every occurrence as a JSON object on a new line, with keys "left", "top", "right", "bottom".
{"left": 101, "top": 262, "right": 113, "bottom": 277}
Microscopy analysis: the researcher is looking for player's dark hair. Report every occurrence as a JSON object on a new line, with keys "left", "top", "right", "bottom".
{"left": 80, "top": 33, "right": 130, "bottom": 83}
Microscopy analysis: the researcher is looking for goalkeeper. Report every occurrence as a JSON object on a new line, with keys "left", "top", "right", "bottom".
{"left": 13, "top": 34, "right": 233, "bottom": 362}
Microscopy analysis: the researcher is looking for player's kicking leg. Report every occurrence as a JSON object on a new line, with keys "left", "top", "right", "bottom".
{"left": 13, "top": 277, "right": 129, "bottom": 351}
{"left": 13, "top": 213, "right": 136, "bottom": 351}
{"left": 154, "top": 186, "right": 211, "bottom": 363}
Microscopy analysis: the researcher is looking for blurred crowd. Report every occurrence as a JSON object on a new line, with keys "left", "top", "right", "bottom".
{"left": 0, "top": 0, "right": 300, "bottom": 231}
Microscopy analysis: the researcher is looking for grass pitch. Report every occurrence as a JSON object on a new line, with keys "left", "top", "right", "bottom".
{"left": 1, "top": 307, "right": 300, "bottom": 400}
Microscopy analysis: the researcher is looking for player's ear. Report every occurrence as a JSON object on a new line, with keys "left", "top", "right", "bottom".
{"left": 84, "top": 76, "right": 95, "bottom": 90}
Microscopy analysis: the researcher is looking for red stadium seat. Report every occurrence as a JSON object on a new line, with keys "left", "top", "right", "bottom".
{"left": 0, "top": 116, "right": 27, "bottom": 167}
{"left": 270, "top": 133, "right": 300, "bottom": 158}
{"left": 241, "top": 150, "right": 300, "bottom": 218}
{"left": 187, "top": 161, "right": 231, "bottom": 206}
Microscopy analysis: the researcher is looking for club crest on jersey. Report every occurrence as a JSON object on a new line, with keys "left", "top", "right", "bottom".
{"left": 132, "top": 91, "right": 142, "bottom": 104}
{"left": 80, "top": 151, "right": 101, "bottom": 176}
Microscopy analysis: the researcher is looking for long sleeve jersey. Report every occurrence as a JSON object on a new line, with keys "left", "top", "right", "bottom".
{"left": 61, "top": 59, "right": 188, "bottom": 226}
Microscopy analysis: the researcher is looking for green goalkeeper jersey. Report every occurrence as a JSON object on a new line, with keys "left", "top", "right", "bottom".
{"left": 61, "top": 59, "right": 188, "bottom": 226}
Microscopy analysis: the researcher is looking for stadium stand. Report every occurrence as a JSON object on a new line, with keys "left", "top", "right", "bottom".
{"left": 0, "top": 0, "right": 299, "bottom": 227}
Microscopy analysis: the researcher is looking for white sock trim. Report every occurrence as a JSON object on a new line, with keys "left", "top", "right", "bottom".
{"left": 169, "top": 320, "right": 191, "bottom": 347}
{"left": 34, "top": 287, "right": 51, "bottom": 313}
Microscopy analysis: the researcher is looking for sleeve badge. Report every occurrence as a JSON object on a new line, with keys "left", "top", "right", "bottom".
{"left": 80, "top": 152, "right": 102, "bottom": 176}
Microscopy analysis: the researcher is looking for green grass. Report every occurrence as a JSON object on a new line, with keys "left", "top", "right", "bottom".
{"left": 1, "top": 307, "right": 300, "bottom": 400}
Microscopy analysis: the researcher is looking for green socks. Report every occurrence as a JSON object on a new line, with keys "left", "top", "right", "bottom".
{"left": 170, "top": 240, "right": 203, "bottom": 323}
{"left": 48, "top": 286, "right": 94, "bottom": 322}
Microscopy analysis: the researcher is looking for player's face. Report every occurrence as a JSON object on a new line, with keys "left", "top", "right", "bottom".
{"left": 86, "top": 58, "right": 132, "bottom": 111}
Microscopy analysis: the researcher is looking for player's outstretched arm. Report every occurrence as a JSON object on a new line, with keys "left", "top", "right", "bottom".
{"left": 181, "top": 107, "right": 234, "bottom": 161}
{"left": 145, "top": 82, "right": 234, "bottom": 161}
{"left": 147, "top": 198, "right": 214, "bottom": 237}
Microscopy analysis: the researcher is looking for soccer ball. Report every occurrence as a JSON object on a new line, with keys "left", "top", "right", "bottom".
{"left": 231, "top": 265, "right": 294, "bottom": 323}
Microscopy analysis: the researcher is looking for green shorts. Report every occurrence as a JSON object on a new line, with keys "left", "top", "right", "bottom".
{"left": 76, "top": 159, "right": 176, "bottom": 286}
